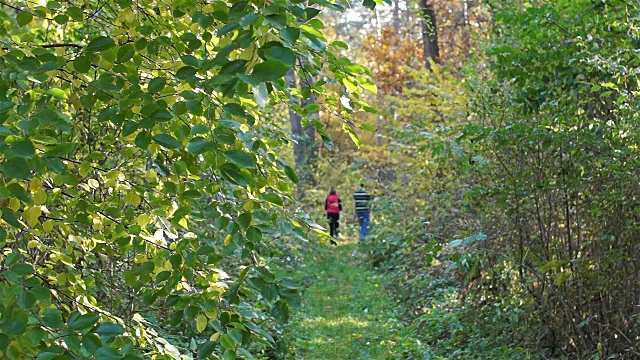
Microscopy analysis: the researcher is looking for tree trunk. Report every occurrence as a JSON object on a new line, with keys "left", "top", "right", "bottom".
{"left": 420, "top": 0, "right": 439, "bottom": 71}
{"left": 463, "top": 0, "right": 469, "bottom": 26}
{"left": 286, "top": 67, "right": 317, "bottom": 195}
{"left": 285, "top": 70, "right": 306, "bottom": 170}
{"left": 393, "top": 0, "right": 401, "bottom": 31}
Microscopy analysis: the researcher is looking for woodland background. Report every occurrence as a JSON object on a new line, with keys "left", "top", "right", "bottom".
{"left": 1, "top": 0, "right": 639, "bottom": 359}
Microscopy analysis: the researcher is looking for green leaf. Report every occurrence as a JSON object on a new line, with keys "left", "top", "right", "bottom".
{"left": 343, "top": 124, "right": 360, "bottom": 148}
{"left": 196, "top": 315, "right": 207, "bottom": 333}
{"left": 83, "top": 333, "right": 102, "bottom": 353}
{"left": 220, "top": 163, "right": 250, "bottom": 187}
{"left": 224, "top": 150, "right": 256, "bottom": 168}
{"left": 262, "top": 193, "right": 283, "bottom": 206}
{"left": 1, "top": 158, "right": 30, "bottom": 179}
{"left": 95, "top": 346, "right": 123, "bottom": 360}
{"left": 17, "top": 11, "right": 33, "bottom": 27}
{"left": 0, "top": 319, "right": 26, "bottom": 336}
{"left": 331, "top": 40, "right": 349, "bottom": 49}
{"left": 246, "top": 227, "right": 262, "bottom": 242}
{"left": 271, "top": 300, "right": 289, "bottom": 323}
{"left": 42, "top": 309, "right": 64, "bottom": 329}
{"left": 12, "top": 263, "right": 34, "bottom": 275}
{"left": 17, "top": 291, "right": 36, "bottom": 310}
{"left": 153, "top": 134, "right": 181, "bottom": 149}
{"left": 7, "top": 183, "right": 29, "bottom": 202}
{"left": 181, "top": 55, "right": 199, "bottom": 67}
{"left": 248, "top": 60, "right": 291, "bottom": 84}
{"left": 176, "top": 66, "right": 197, "bottom": 80}
{"left": 281, "top": 27, "right": 300, "bottom": 44}
{"left": 67, "top": 312, "right": 100, "bottom": 331}
{"left": 149, "top": 109, "right": 173, "bottom": 122}
{"left": 134, "top": 131, "right": 152, "bottom": 149}
{"left": 363, "top": 0, "right": 376, "bottom": 9}
{"left": 30, "top": 287, "right": 51, "bottom": 304}
{"left": 116, "top": 44, "right": 135, "bottom": 63}
{"left": 238, "top": 348, "right": 255, "bottom": 360}
{"left": 283, "top": 164, "right": 299, "bottom": 184}
{"left": 190, "top": 124, "right": 210, "bottom": 135}
{"left": 45, "top": 142, "right": 76, "bottom": 157}
{"left": 54, "top": 14, "right": 68, "bottom": 24}
{"left": 12, "top": 139, "right": 36, "bottom": 158}
{"left": 93, "top": 322, "right": 125, "bottom": 336}
{"left": 2, "top": 208, "right": 21, "bottom": 227}
{"left": 0, "top": 101, "right": 15, "bottom": 114}
{"left": 218, "top": 23, "right": 239, "bottom": 36}
{"left": 358, "top": 77, "right": 377, "bottom": 94}
{"left": 358, "top": 123, "right": 376, "bottom": 132}
{"left": 220, "top": 333, "right": 237, "bottom": 350}
{"left": 197, "top": 341, "right": 216, "bottom": 358}
{"left": 66, "top": 7, "right": 83, "bottom": 21}
{"left": 264, "top": 45, "right": 296, "bottom": 67}
{"left": 46, "top": 88, "right": 67, "bottom": 100}
{"left": 148, "top": 77, "right": 166, "bottom": 93}
{"left": 73, "top": 56, "right": 92, "bottom": 73}
{"left": 44, "top": 157, "right": 67, "bottom": 174}
{"left": 187, "top": 137, "right": 213, "bottom": 154}
{"left": 86, "top": 36, "right": 116, "bottom": 52}
{"left": 253, "top": 83, "right": 268, "bottom": 107}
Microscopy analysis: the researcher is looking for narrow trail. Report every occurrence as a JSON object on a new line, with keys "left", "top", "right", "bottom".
{"left": 287, "top": 238, "right": 421, "bottom": 359}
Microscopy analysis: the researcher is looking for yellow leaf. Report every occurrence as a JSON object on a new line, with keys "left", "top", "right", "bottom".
{"left": 33, "top": 189, "right": 47, "bottom": 205}
{"left": 43, "top": 220, "right": 54, "bottom": 232}
{"left": 88, "top": 179, "right": 100, "bottom": 189}
{"left": 104, "top": 178, "right": 117, "bottom": 188}
{"left": 29, "top": 178, "right": 42, "bottom": 192}
{"left": 205, "top": 309, "right": 218, "bottom": 320}
{"left": 98, "top": 57, "right": 113, "bottom": 70}
{"left": 24, "top": 206, "right": 41, "bottom": 227}
{"left": 125, "top": 191, "right": 141, "bottom": 207}
{"left": 79, "top": 161, "right": 91, "bottom": 177}
{"left": 224, "top": 234, "right": 232, "bottom": 246}
{"left": 27, "top": 240, "right": 39, "bottom": 249}
{"left": 136, "top": 214, "right": 152, "bottom": 227}
{"left": 196, "top": 315, "right": 207, "bottom": 333}
{"left": 124, "top": 11, "right": 135, "bottom": 23}
{"left": 145, "top": 170, "right": 158, "bottom": 182}
{"left": 9, "top": 198, "right": 20, "bottom": 211}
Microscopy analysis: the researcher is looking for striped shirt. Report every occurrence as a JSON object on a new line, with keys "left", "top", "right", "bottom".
{"left": 353, "top": 188, "right": 371, "bottom": 213}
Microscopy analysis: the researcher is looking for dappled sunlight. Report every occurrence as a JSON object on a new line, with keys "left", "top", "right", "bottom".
{"left": 300, "top": 315, "right": 372, "bottom": 330}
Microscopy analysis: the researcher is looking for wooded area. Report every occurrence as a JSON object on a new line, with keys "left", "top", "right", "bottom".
{"left": 1, "top": 0, "right": 639, "bottom": 359}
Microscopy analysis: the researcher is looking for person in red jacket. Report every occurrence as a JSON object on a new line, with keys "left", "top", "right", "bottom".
{"left": 325, "top": 187, "right": 342, "bottom": 245}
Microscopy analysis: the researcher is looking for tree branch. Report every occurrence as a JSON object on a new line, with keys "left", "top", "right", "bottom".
{"left": 42, "top": 43, "right": 83, "bottom": 49}
{"left": 0, "top": 0, "right": 21, "bottom": 11}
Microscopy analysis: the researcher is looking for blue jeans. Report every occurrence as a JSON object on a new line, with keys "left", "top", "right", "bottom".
{"left": 357, "top": 211, "right": 370, "bottom": 242}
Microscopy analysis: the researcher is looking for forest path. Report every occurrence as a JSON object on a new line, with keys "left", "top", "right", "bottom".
{"left": 287, "top": 238, "right": 421, "bottom": 359}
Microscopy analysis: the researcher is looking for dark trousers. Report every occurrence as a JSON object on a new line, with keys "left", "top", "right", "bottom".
{"left": 327, "top": 213, "right": 340, "bottom": 237}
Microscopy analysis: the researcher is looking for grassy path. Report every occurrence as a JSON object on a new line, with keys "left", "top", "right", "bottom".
{"left": 287, "top": 239, "right": 422, "bottom": 359}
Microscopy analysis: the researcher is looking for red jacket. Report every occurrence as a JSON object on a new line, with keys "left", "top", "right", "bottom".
{"left": 325, "top": 194, "right": 342, "bottom": 214}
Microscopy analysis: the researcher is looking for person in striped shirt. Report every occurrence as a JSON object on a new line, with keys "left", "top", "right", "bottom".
{"left": 353, "top": 184, "right": 371, "bottom": 243}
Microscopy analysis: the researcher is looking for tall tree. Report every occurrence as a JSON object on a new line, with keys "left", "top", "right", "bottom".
{"left": 420, "top": 0, "right": 440, "bottom": 70}
{"left": 286, "top": 67, "right": 317, "bottom": 194}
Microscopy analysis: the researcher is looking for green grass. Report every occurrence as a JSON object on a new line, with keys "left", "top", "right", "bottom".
{"left": 286, "top": 237, "right": 424, "bottom": 360}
